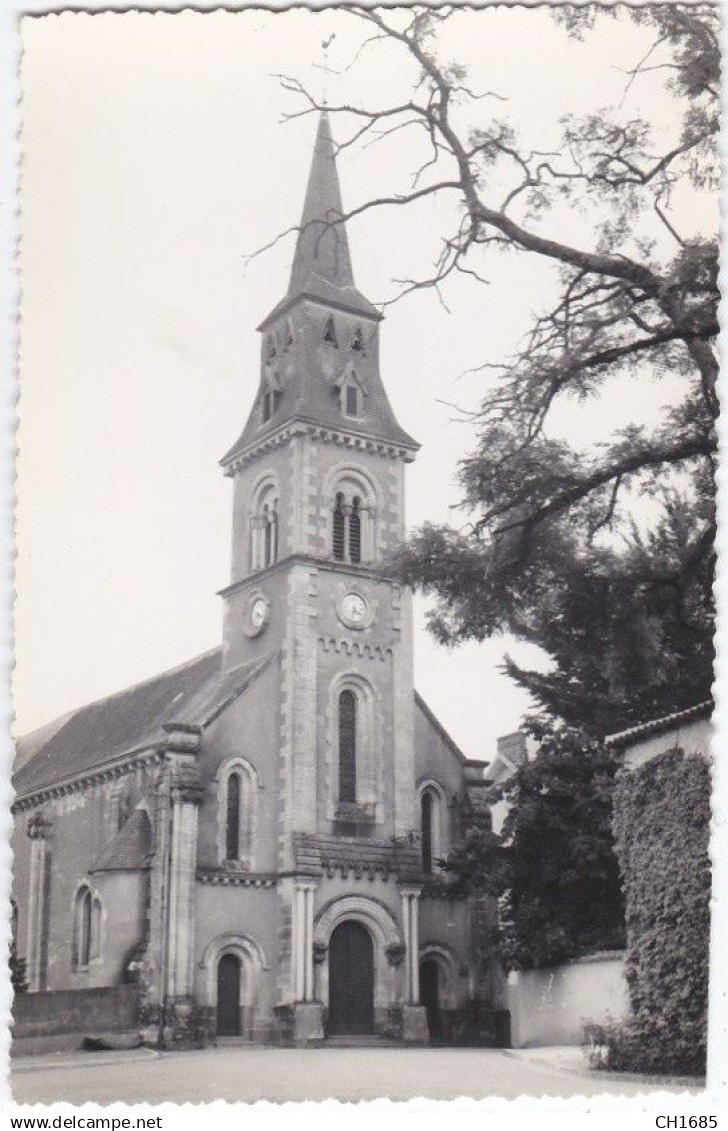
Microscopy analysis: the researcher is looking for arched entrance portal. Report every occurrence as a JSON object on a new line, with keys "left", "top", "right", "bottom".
{"left": 216, "top": 953, "right": 241, "bottom": 1036}
{"left": 327, "top": 920, "right": 374, "bottom": 1035}
{"left": 420, "top": 958, "right": 444, "bottom": 1042}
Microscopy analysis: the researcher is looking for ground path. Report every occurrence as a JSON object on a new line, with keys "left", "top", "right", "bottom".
{"left": 12, "top": 1046, "right": 702, "bottom": 1105}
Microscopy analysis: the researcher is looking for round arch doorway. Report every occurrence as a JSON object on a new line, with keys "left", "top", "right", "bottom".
{"left": 420, "top": 958, "right": 444, "bottom": 1043}
{"left": 216, "top": 953, "right": 242, "bottom": 1036}
{"left": 327, "top": 920, "right": 374, "bottom": 1035}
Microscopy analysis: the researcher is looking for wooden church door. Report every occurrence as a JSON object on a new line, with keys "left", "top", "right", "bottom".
{"left": 420, "top": 959, "right": 444, "bottom": 1042}
{"left": 327, "top": 921, "right": 374, "bottom": 1035}
{"left": 216, "top": 953, "right": 241, "bottom": 1036}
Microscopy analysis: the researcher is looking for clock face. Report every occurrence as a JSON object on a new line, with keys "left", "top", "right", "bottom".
{"left": 244, "top": 593, "right": 270, "bottom": 637}
{"left": 341, "top": 592, "right": 368, "bottom": 625}
{"left": 250, "top": 597, "right": 268, "bottom": 629}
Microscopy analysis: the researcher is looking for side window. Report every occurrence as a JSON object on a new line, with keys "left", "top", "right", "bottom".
{"left": 419, "top": 784, "right": 447, "bottom": 873}
{"left": 421, "top": 791, "right": 434, "bottom": 873}
{"left": 323, "top": 316, "right": 338, "bottom": 346}
{"left": 226, "top": 772, "right": 241, "bottom": 861}
{"left": 74, "top": 885, "right": 102, "bottom": 967}
{"left": 220, "top": 760, "right": 257, "bottom": 869}
{"left": 338, "top": 689, "right": 357, "bottom": 804}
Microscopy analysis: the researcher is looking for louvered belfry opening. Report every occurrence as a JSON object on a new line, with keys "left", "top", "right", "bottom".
{"left": 333, "top": 493, "right": 346, "bottom": 560}
{"left": 349, "top": 497, "right": 362, "bottom": 562}
{"left": 332, "top": 492, "right": 363, "bottom": 563}
{"left": 338, "top": 689, "right": 357, "bottom": 803}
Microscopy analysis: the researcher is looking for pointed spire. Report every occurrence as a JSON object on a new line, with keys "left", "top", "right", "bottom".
{"left": 288, "top": 112, "right": 354, "bottom": 295}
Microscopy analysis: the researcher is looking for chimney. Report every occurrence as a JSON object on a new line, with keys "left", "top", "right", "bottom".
{"left": 497, "top": 731, "right": 527, "bottom": 767}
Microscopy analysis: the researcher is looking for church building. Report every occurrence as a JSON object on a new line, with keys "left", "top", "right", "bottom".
{"left": 12, "top": 113, "right": 504, "bottom": 1048}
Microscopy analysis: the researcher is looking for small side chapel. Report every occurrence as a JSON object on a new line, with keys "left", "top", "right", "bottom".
{"left": 12, "top": 113, "right": 505, "bottom": 1048}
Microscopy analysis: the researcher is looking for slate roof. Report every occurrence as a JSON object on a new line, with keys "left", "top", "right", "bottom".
{"left": 260, "top": 112, "right": 380, "bottom": 329}
{"left": 293, "top": 832, "right": 423, "bottom": 882}
{"left": 13, "top": 648, "right": 273, "bottom": 799}
{"left": 221, "top": 112, "right": 419, "bottom": 467}
{"left": 90, "top": 808, "right": 153, "bottom": 873}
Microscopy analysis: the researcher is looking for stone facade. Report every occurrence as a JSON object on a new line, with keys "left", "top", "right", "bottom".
{"left": 12, "top": 112, "right": 502, "bottom": 1049}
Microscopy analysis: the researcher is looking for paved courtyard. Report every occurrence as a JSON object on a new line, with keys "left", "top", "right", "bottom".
{"left": 12, "top": 1046, "right": 702, "bottom": 1105}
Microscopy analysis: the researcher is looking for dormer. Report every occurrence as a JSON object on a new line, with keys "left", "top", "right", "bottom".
{"left": 334, "top": 366, "right": 366, "bottom": 421}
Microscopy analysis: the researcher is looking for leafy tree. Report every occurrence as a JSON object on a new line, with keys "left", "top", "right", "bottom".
{"left": 445, "top": 720, "right": 625, "bottom": 969}
{"left": 281, "top": 5, "right": 718, "bottom": 733}
{"left": 10, "top": 942, "right": 28, "bottom": 995}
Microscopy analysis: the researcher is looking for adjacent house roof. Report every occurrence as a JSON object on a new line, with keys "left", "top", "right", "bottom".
{"left": 605, "top": 700, "right": 713, "bottom": 749}
{"left": 13, "top": 648, "right": 272, "bottom": 799}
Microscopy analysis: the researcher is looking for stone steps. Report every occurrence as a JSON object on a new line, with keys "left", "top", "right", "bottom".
{"left": 322, "top": 1035, "right": 406, "bottom": 1048}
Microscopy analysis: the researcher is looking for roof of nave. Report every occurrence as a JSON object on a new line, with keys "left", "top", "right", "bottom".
{"left": 13, "top": 648, "right": 273, "bottom": 800}
{"left": 14, "top": 645, "right": 469, "bottom": 801}
{"left": 90, "top": 807, "right": 153, "bottom": 873}
{"left": 414, "top": 691, "right": 467, "bottom": 764}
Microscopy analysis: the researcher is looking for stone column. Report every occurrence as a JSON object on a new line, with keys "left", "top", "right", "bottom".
{"left": 293, "top": 884, "right": 306, "bottom": 1002}
{"left": 26, "top": 812, "right": 51, "bottom": 993}
{"left": 162, "top": 725, "right": 203, "bottom": 1043}
{"left": 399, "top": 885, "right": 428, "bottom": 1043}
{"left": 290, "top": 880, "right": 322, "bottom": 1044}
{"left": 304, "top": 885, "right": 315, "bottom": 1003}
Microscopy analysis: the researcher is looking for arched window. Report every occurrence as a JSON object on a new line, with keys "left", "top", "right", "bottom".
{"left": 419, "top": 783, "right": 447, "bottom": 873}
{"left": 226, "top": 772, "right": 241, "bottom": 861}
{"left": 74, "top": 885, "right": 101, "bottom": 967}
{"left": 323, "top": 316, "right": 338, "bottom": 346}
{"left": 350, "top": 327, "right": 364, "bottom": 353}
{"left": 90, "top": 897, "right": 102, "bottom": 961}
{"left": 250, "top": 482, "right": 279, "bottom": 571}
{"left": 331, "top": 485, "right": 371, "bottom": 563}
{"left": 338, "top": 689, "right": 357, "bottom": 803}
{"left": 421, "top": 791, "right": 434, "bottom": 873}
{"left": 219, "top": 759, "right": 258, "bottom": 868}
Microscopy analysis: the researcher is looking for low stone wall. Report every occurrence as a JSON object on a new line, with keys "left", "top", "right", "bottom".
{"left": 507, "top": 951, "right": 627, "bottom": 1048}
{"left": 12, "top": 985, "right": 141, "bottom": 1039}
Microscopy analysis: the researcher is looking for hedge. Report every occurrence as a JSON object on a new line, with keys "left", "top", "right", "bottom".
{"left": 612, "top": 747, "right": 711, "bottom": 1076}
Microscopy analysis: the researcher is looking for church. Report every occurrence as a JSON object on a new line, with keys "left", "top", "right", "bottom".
{"left": 11, "top": 112, "right": 505, "bottom": 1049}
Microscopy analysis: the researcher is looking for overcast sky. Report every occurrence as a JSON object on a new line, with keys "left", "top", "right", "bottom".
{"left": 15, "top": 6, "right": 704, "bottom": 759}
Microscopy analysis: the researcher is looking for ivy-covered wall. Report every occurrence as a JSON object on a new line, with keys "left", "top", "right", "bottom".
{"left": 613, "top": 746, "right": 711, "bottom": 1076}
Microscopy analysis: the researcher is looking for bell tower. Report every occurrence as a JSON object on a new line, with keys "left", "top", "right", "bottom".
{"left": 219, "top": 109, "right": 419, "bottom": 864}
